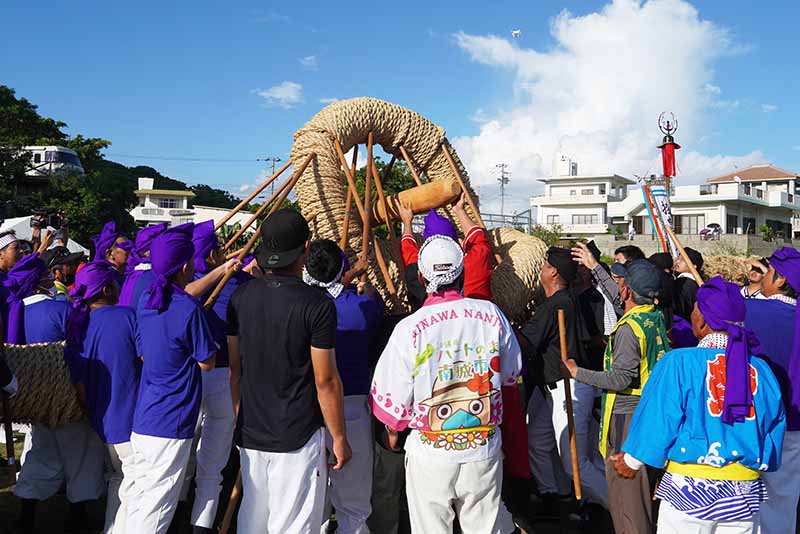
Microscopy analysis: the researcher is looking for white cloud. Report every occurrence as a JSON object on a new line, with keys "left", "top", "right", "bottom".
{"left": 319, "top": 97, "right": 339, "bottom": 104}
{"left": 255, "top": 81, "right": 304, "bottom": 108}
{"left": 252, "top": 12, "right": 290, "bottom": 24}
{"left": 762, "top": 103, "right": 778, "bottom": 113}
{"left": 298, "top": 55, "right": 319, "bottom": 69}
{"left": 451, "top": 0, "right": 761, "bottom": 214}
{"left": 344, "top": 146, "right": 369, "bottom": 171}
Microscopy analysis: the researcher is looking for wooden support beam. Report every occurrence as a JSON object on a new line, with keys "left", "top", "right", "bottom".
{"left": 369, "top": 179, "right": 460, "bottom": 226}
{"left": 398, "top": 145, "right": 423, "bottom": 187}
{"left": 440, "top": 144, "right": 486, "bottom": 229}
{"left": 361, "top": 133, "right": 374, "bottom": 282}
{"left": 372, "top": 156, "right": 396, "bottom": 240}
{"left": 205, "top": 153, "right": 314, "bottom": 309}
{"left": 215, "top": 160, "right": 291, "bottom": 230}
{"left": 339, "top": 145, "right": 358, "bottom": 250}
{"left": 223, "top": 174, "right": 294, "bottom": 250}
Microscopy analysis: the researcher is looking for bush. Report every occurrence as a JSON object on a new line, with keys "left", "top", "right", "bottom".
{"left": 530, "top": 224, "right": 563, "bottom": 247}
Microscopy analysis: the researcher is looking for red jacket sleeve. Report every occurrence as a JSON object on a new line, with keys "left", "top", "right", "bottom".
{"left": 400, "top": 235, "right": 419, "bottom": 267}
{"left": 462, "top": 226, "right": 493, "bottom": 301}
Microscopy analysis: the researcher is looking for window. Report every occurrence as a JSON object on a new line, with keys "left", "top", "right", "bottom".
{"left": 157, "top": 198, "right": 178, "bottom": 209}
{"left": 743, "top": 217, "right": 756, "bottom": 234}
{"left": 570, "top": 190, "right": 577, "bottom": 196}
{"left": 674, "top": 214, "right": 705, "bottom": 235}
{"left": 44, "top": 151, "right": 81, "bottom": 166}
{"left": 546, "top": 215, "right": 559, "bottom": 224}
{"left": 581, "top": 188, "right": 593, "bottom": 195}
{"left": 572, "top": 214, "right": 599, "bottom": 225}
{"left": 33, "top": 153, "right": 41, "bottom": 163}
{"left": 599, "top": 184, "right": 606, "bottom": 195}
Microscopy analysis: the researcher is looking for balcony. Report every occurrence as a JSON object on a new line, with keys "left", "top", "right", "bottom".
{"left": 531, "top": 193, "right": 615, "bottom": 206}
{"left": 560, "top": 223, "right": 609, "bottom": 234}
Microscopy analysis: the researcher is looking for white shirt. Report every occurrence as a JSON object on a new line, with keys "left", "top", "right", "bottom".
{"left": 370, "top": 294, "right": 522, "bottom": 464}
{"left": 740, "top": 285, "right": 766, "bottom": 299}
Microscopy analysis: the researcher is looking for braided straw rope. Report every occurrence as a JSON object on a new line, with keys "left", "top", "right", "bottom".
{"left": 1, "top": 342, "right": 84, "bottom": 427}
{"left": 290, "top": 97, "right": 545, "bottom": 320}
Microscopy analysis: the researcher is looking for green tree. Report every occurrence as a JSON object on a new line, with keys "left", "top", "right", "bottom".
{"left": 531, "top": 223, "right": 563, "bottom": 247}
{"left": 191, "top": 184, "right": 238, "bottom": 209}
{"left": 351, "top": 156, "right": 417, "bottom": 238}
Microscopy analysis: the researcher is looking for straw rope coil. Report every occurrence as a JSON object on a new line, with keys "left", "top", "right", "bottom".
{"left": 0, "top": 342, "right": 84, "bottom": 427}
{"left": 290, "top": 97, "right": 545, "bottom": 319}
{"left": 702, "top": 255, "right": 752, "bottom": 285}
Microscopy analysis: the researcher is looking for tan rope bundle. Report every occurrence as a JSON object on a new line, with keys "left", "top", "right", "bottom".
{"left": 290, "top": 97, "right": 546, "bottom": 319}
{"left": 702, "top": 256, "right": 752, "bottom": 285}
{"left": 0, "top": 342, "right": 84, "bottom": 427}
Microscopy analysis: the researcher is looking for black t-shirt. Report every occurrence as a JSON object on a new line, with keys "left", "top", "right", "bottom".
{"left": 673, "top": 276, "right": 699, "bottom": 322}
{"left": 520, "top": 288, "right": 588, "bottom": 386}
{"left": 227, "top": 273, "right": 337, "bottom": 452}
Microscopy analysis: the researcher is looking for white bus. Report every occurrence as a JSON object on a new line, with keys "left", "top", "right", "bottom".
{"left": 24, "top": 145, "right": 84, "bottom": 177}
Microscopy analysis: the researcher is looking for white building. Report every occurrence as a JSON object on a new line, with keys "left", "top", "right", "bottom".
{"left": 129, "top": 177, "right": 195, "bottom": 227}
{"left": 191, "top": 205, "right": 254, "bottom": 229}
{"left": 531, "top": 160, "right": 800, "bottom": 238}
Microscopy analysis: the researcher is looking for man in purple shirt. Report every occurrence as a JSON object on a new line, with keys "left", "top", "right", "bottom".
{"left": 304, "top": 239, "right": 383, "bottom": 534}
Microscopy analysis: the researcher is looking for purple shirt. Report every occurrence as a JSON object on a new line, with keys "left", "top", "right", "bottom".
{"left": 23, "top": 295, "right": 69, "bottom": 344}
{"left": 194, "top": 270, "right": 251, "bottom": 368}
{"left": 124, "top": 269, "right": 155, "bottom": 312}
{"left": 77, "top": 306, "right": 141, "bottom": 444}
{"left": 330, "top": 287, "right": 383, "bottom": 396}
{"left": 133, "top": 292, "right": 217, "bottom": 439}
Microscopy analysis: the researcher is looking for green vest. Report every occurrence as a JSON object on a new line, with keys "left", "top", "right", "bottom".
{"left": 598, "top": 304, "right": 667, "bottom": 457}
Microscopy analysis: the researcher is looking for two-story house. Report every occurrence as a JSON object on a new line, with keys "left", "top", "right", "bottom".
{"left": 129, "top": 177, "right": 195, "bottom": 227}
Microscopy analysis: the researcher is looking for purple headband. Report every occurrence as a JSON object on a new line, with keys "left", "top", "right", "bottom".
{"left": 66, "top": 261, "right": 119, "bottom": 355}
{"left": 92, "top": 221, "right": 132, "bottom": 261}
{"left": 145, "top": 222, "right": 195, "bottom": 311}
{"left": 192, "top": 220, "right": 220, "bottom": 274}
{"left": 423, "top": 209, "right": 457, "bottom": 241}
{"left": 697, "top": 276, "right": 762, "bottom": 425}
{"left": 128, "top": 223, "right": 168, "bottom": 271}
{"left": 2, "top": 253, "right": 46, "bottom": 344}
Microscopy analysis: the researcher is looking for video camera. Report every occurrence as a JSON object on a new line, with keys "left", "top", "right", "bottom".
{"left": 30, "top": 209, "right": 65, "bottom": 230}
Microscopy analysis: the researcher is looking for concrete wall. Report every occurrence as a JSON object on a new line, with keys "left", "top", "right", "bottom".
{"left": 587, "top": 233, "right": 792, "bottom": 259}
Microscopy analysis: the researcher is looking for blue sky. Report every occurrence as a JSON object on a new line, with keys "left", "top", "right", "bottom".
{"left": 2, "top": 0, "right": 799, "bottom": 212}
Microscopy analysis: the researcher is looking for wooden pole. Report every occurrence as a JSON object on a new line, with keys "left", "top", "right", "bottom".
{"left": 558, "top": 309, "right": 582, "bottom": 500}
{"left": 223, "top": 175, "right": 294, "bottom": 250}
{"left": 361, "top": 132, "right": 374, "bottom": 282}
{"left": 339, "top": 145, "right": 359, "bottom": 249}
{"left": 398, "top": 145, "right": 423, "bottom": 187}
{"left": 372, "top": 156, "right": 396, "bottom": 240}
{"left": 217, "top": 470, "right": 242, "bottom": 534}
{"left": 215, "top": 160, "right": 291, "bottom": 230}
{"left": 205, "top": 153, "right": 314, "bottom": 309}
{"left": 226, "top": 247, "right": 244, "bottom": 260}
{"left": 440, "top": 144, "right": 486, "bottom": 229}
{"left": 663, "top": 223, "right": 704, "bottom": 286}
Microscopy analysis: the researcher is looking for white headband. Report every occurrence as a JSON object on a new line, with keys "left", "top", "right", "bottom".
{"left": 0, "top": 232, "right": 18, "bottom": 251}
{"left": 418, "top": 235, "right": 464, "bottom": 294}
{"left": 302, "top": 262, "right": 345, "bottom": 298}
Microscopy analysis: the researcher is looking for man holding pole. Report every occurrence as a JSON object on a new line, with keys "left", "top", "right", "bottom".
{"left": 563, "top": 259, "right": 667, "bottom": 534}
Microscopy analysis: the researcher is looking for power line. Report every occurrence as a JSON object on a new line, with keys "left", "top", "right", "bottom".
{"left": 106, "top": 153, "right": 268, "bottom": 163}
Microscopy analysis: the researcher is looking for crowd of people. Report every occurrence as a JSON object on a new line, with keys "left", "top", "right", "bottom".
{"left": 0, "top": 196, "right": 799, "bottom": 534}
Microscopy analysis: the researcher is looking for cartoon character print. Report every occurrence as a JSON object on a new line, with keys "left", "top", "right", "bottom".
{"left": 418, "top": 359, "right": 500, "bottom": 450}
{"left": 706, "top": 354, "right": 758, "bottom": 419}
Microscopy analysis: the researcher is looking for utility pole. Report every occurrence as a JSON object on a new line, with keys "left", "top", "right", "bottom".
{"left": 496, "top": 163, "right": 510, "bottom": 217}
{"left": 257, "top": 156, "right": 283, "bottom": 195}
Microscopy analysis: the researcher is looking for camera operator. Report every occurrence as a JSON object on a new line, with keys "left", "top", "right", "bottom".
{"left": 30, "top": 210, "right": 69, "bottom": 251}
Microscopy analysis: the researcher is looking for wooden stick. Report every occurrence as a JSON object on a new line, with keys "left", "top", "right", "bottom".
{"left": 558, "top": 309, "right": 582, "bottom": 501}
{"left": 339, "top": 145, "right": 359, "bottom": 249}
{"left": 223, "top": 174, "right": 294, "bottom": 250}
{"left": 361, "top": 133, "right": 374, "bottom": 282}
{"left": 372, "top": 156, "right": 396, "bottom": 240}
{"left": 205, "top": 153, "right": 314, "bottom": 309}
{"left": 663, "top": 224, "right": 704, "bottom": 286}
{"left": 218, "top": 470, "right": 242, "bottom": 534}
{"left": 372, "top": 236, "right": 397, "bottom": 296}
{"left": 215, "top": 160, "right": 291, "bottom": 230}
{"left": 226, "top": 247, "right": 244, "bottom": 260}
{"left": 398, "top": 145, "right": 423, "bottom": 187}
{"left": 440, "top": 144, "right": 486, "bottom": 229}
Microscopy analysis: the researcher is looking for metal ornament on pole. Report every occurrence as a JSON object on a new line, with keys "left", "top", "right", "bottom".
{"left": 496, "top": 163, "right": 510, "bottom": 217}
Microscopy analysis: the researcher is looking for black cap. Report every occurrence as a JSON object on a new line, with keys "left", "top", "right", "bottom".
{"left": 257, "top": 209, "right": 310, "bottom": 269}
{"left": 648, "top": 252, "right": 673, "bottom": 271}
{"left": 683, "top": 247, "right": 704, "bottom": 270}
{"left": 41, "top": 246, "right": 84, "bottom": 269}
{"left": 610, "top": 259, "right": 662, "bottom": 298}
{"left": 546, "top": 246, "right": 577, "bottom": 283}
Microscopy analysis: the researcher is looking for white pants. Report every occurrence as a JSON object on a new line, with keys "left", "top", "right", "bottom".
{"left": 551, "top": 379, "right": 608, "bottom": 507}
{"left": 14, "top": 420, "right": 106, "bottom": 502}
{"left": 526, "top": 386, "right": 571, "bottom": 495}
{"left": 658, "top": 500, "right": 759, "bottom": 533}
{"left": 758, "top": 430, "right": 800, "bottom": 533}
{"left": 405, "top": 452, "right": 503, "bottom": 534}
{"left": 126, "top": 433, "right": 193, "bottom": 534}
{"left": 184, "top": 368, "right": 236, "bottom": 528}
{"left": 239, "top": 428, "right": 327, "bottom": 534}
{"left": 321, "top": 395, "right": 373, "bottom": 534}
{"left": 105, "top": 442, "right": 134, "bottom": 534}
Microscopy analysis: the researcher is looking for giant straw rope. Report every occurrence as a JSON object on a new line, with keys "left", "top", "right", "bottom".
{"left": 290, "top": 97, "right": 547, "bottom": 322}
